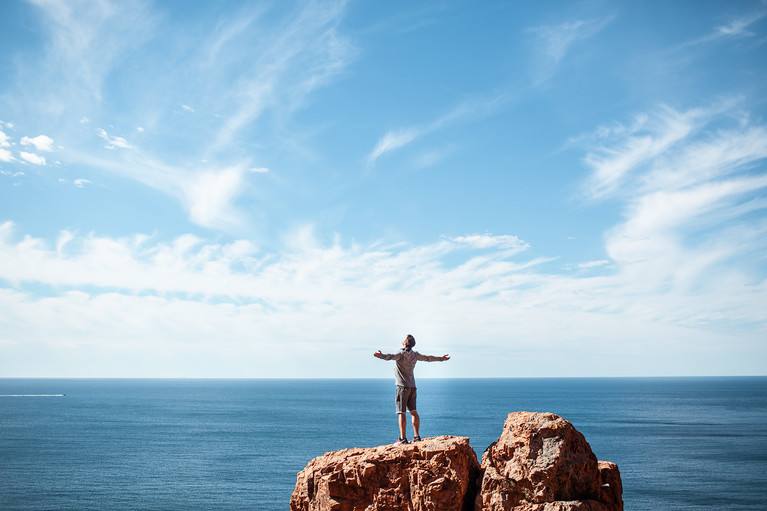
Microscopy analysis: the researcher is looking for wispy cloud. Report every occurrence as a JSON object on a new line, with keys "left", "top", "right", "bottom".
{"left": 368, "top": 129, "right": 419, "bottom": 164}
{"left": 60, "top": 147, "right": 249, "bottom": 230}
{"left": 579, "top": 107, "right": 696, "bottom": 199}
{"left": 527, "top": 15, "right": 614, "bottom": 84}
{"left": 95, "top": 128, "right": 132, "bottom": 150}
{"left": 1, "top": 216, "right": 764, "bottom": 376}
{"left": 366, "top": 14, "right": 612, "bottom": 166}
{"left": 22, "top": 0, "right": 157, "bottom": 112}
{"left": 575, "top": 99, "right": 751, "bottom": 199}
{"left": 575, "top": 100, "right": 767, "bottom": 306}
{"left": 693, "top": 8, "right": 766, "bottom": 45}
{"left": 715, "top": 11, "right": 766, "bottom": 37}
{"left": 450, "top": 234, "right": 527, "bottom": 251}
{"left": 530, "top": 17, "right": 613, "bottom": 65}
{"left": 576, "top": 260, "right": 610, "bottom": 270}
{"left": 6, "top": 1, "right": 355, "bottom": 230}
{"left": 367, "top": 94, "right": 512, "bottom": 165}
{"left": 661, "top": 6, "right": 767, "bottom": 66}
{"left": 205, "top": 0, "right": 355, "bottom": 153}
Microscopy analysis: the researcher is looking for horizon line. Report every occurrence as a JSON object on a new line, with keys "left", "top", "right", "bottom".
{"left": 1, "top": 375, "right": 765, "bottom": 380}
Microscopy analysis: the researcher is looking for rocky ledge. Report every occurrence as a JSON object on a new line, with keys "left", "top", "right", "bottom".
{"left": 290, "top": 411, "right": 622, "bottom": 511}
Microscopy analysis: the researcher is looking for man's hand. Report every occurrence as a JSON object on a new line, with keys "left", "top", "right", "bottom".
{"left": 442, "top": 354, "right": 450, "bottom": 361}
{"left": 374, "top": 350, "right": 384, "bottom": 359}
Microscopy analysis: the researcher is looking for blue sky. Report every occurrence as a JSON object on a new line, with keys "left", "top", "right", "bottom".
{"left": 1, "top": 0, "right": 766, "bottom": 378}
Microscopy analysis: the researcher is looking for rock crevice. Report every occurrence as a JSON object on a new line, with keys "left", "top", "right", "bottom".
{"left": 290, "top": 412, "right": 623, "bottom": 511}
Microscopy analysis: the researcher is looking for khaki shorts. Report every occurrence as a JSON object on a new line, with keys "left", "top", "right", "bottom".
{"left": 395, "top": 386, "right": 417, "bottom": 414}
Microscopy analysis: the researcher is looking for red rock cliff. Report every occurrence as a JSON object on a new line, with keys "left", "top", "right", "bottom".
{"left": 477, "top": 412, "right": 622, "bottom": 511}
{"left": 290, "top": 412, "right": 622, "bottom": 511}
{"left": 290, "top": 436, "right": 480, "bottom": 511}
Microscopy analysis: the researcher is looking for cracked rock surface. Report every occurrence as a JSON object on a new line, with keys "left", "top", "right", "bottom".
{"left": 290, "top": 412, "right": 622, "bottom": 511}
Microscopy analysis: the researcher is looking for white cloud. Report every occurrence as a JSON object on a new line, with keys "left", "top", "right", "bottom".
{"left": 0, "top": 130, "right": 11, "bottom": 147}
{"left": 368, "top": 129, "right": 418, "bottom": 164}
{"left": 24, "top": 0, "right": 158, "bottom": 104}
{"left": 21, "top": 135, "right": 54, "bottom": 152}
{"left": 579, "top": 100, "right": 747, "bottom": 199}
{"left": 668, "top": 8, "right": 767, "bottom": 57}
{"left": 0, "top": 218, "right": 765, "bottom": 377}
{"left": 182, "top": 165, "right": 246, "bottom": 228}
{"left": 74, "top": 178, "right": 91, "bottom": 188}
{"left": 248, "top": 167, "right": 269, "bottom": 173}
{"left": 451, "top": 234, "right": 527, "bottom": 251}
{"left": 528, "top": 16, "right": 614, "bottom": 83}
{"left": 574, "top": 102, "right": 767, "bottom": 305}
{"left": 710, "top": 10, "right": 766, "bottom": 40}
{"left": 96, "top": 128, "right": 132, "bottom": 149}
{"left": 207, "top": 0, "right": 355, "bottom": 152}
{"left": 19, "top": 152, "right": 46, "bottom": 165}
{"left": 580, "top": 107, "right": 694, "bottom": 199}
{"left": 57, "top": 146, "right": 249, "bottom": 229}
{"left": 577, "top": 260, "right": 610, "bottom": 269}
{"left": 5, "top": 1, "right": 354, "bottom": 229}
{"left": 366, "top": 95, "right": 514, "bottom": 165}
{"left": 531, "top": 20, "right": 593, "bottom": 64}
{"left": 413, "top": 149, "right": 447, "bottom": 169}
{"left": 0, "top": 148, "right": 14, "bottom": 162}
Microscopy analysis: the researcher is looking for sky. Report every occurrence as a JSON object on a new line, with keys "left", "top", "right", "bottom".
{"left": 1, "top": 0, "right": 766, "bottom": 378}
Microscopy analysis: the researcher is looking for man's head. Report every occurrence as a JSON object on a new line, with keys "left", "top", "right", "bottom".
{"left": 403, "top": 334, "right": 416, "bottom": 350}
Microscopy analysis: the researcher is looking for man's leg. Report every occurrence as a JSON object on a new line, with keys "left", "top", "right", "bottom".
{"left": 410, "top": 410, "right": 420, "bottom": 438}
{"left": 398, "top": 412, "right": 407, "bottom": 440}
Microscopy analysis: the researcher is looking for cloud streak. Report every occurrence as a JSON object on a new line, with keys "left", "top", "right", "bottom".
{"left": 366, "top": 94, "right": 512, "bottom": 165}
{"left": 7, "top": 0, "right": 355, "bottom": 231}
{"left": 1, "top": 184, "right": 765, "bottom": 377}
{"left": 572, "top": 100, "right": 767, "bottom": 323}
{"left": 204, "top": 0, "right": 355, "bottom": 154}
{"left": 529, "top": 16, "right": 614, "bottom": 67}
{"left": 366, "top": 14, "right": 613, "bottom": 165}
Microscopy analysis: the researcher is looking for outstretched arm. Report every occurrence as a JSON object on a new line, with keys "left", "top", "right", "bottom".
{"left": 417, "top": 353, "right": 451, "bottom": 362}
{"left": 374, "top": 350, "right": 398, "bottom": 360}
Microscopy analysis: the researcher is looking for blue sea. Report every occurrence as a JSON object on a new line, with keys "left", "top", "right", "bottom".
{"left": 1, "top": 378, "right": 766, "bottom": 510}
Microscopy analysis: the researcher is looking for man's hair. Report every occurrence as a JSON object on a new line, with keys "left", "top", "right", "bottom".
{"left": 405, "top": 334, "right": 416, "bottom": 349}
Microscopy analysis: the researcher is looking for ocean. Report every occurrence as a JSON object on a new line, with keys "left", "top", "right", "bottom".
{"left": 1, "top": 377, "right": 766, "bottom": 510}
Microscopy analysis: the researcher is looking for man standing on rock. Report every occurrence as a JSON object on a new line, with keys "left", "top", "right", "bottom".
{"left": 374, "top": 334, "right": 450, "bottom": 445}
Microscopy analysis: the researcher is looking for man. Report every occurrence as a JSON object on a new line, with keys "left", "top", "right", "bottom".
{"left": 374, "top": 334, "right": 450, "bottom": 445}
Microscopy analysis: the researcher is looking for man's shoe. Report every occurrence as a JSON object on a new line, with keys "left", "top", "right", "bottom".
{"left": 412, "top": 436, "right": 421, "bottom": 442}
{"left": 394, "top": 437, "right": 409, "bottom": 445}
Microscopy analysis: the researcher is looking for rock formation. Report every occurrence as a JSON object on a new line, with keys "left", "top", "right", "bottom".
{"left": 290, "top": 436, "right": 480, "bottom": 511}
{"left": 477, "top": 412, "right": 622, "bottom": 510}
{"left": 290, "top": 412, "right": 622, "bottom": 511}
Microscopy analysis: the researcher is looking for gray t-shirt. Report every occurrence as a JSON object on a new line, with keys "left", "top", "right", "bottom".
{"left": 379, "top": 349, "right": 443, "bottom": 388}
